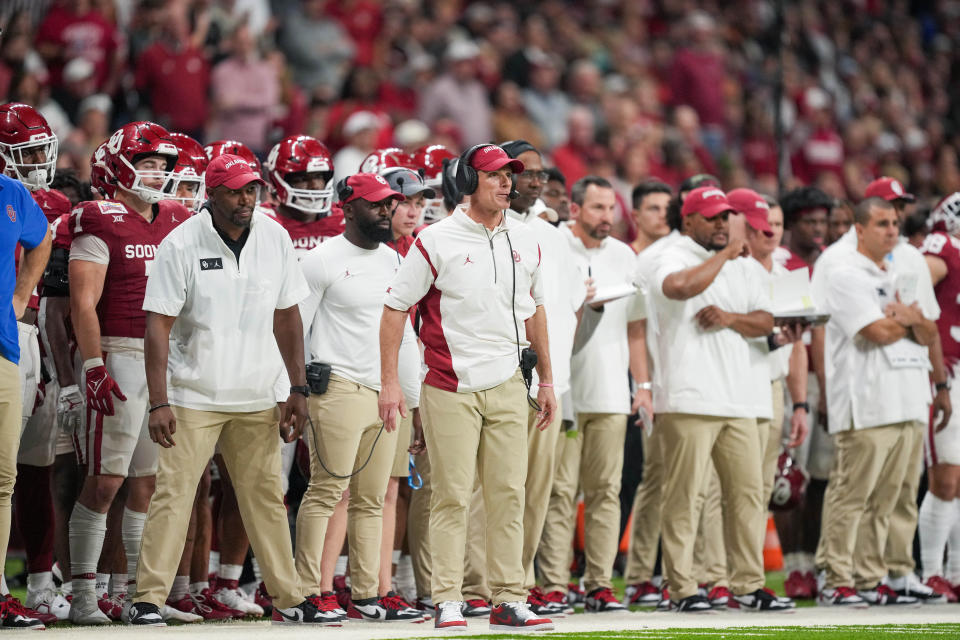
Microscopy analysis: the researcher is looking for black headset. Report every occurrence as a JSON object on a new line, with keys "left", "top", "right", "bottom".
{"left": 336, "top": 177, "right": 353, "bottom": 203}
{"left": 455, "top": 143, "right": 520, "bottom": 200}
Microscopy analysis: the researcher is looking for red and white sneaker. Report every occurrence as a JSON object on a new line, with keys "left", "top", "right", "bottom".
{"left": 623, "top": 581, "right": 661, "bottom": 606}
{"left": 305, "top": 594, "right": 345, "bottom": 623}
{"left": 434, "top": 600, "right": 467, "bottom": 631}
{"left": 707, "top": 585, "right": 731, "bottom": 608}
{"left": 167, "top": 591, "right": 235, "bottom": 620}
{"left": 567, "top": 582, "right": 585, "bottom": 608}
{"left": 0, "top": 594, "right": 46, "bottom": 630}
{"left": 212, "top": 579, "right": 264, "bottom": 617}
{"left": 541, "top": 589, "right": 574, "bottom": 614}
{"left": 784, "top": 570, "right": 813, "bottom": 599}
{"left": 489, "top": 601, "right": 553, "bottom": 631}
{"left": 925, "top": 576, "right": 958, "bottom": 603}
{"left": 253, "top": 582, "right": 274, "bottom": 614}
{"left": 98, "top": 593, "right": 124, "bottom": 621}
{"left": 461, "top": 598, "right": 491, "bottom": 617}
{"left": 528, "top": 587, "right": 565, "bottom": 617}
{"left": 857, "top": 584, "right": 919, "bottom": 607}
{"left": 818, "top": 586, "right": 869, "bottom": 608}
{"left": 656, "top": 587, "right": 672, "bottom": 611}
{"left": 585, "top": 587, "right": 626, "bottom": 613}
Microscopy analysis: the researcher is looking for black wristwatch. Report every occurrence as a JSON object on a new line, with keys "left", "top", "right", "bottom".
{"left": 793, "top": 401, "right": 810, "bottom": 413}
{"left": 936, "top": 381, "right": 950, "bottom": 393}
{"left": 290, "top": 385, "right": 310, "bottom": 398}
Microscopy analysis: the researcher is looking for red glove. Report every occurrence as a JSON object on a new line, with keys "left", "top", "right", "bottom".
{"left": 84, "top": 358, "right": 126, "bottom": 416}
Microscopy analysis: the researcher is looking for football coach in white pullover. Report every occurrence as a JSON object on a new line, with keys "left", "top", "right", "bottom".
{"left": 379, "top": 143, "right": 556, "bottom": 632}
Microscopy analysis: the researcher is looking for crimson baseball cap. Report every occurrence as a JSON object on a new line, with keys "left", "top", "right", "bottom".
{"left": 470, "top": 145, "right": 525, "bottom": 174}
{"left": 864, "top": 176, "right": 914, "bottom": 202}
{"left": 341, "top": 172, "right": 406, "bottom": 204}
{"left": 681, "top": 186, "right": 735, "bottom": 219}
{"left": 205, "top": 153, "right": 266, "bottom": 189}
{"left": 727, "top": 188, "right": 774, "bottom": 237}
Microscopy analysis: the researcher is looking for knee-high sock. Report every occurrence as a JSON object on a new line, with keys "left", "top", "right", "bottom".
{"left": 121, "top": 508, "right": 147, "bottom": 596}
{"left": 919, "top": 493, "right": 959, "bottom": 580}
{"left": 69, "top": 503, "right": 107, "bottom": 594}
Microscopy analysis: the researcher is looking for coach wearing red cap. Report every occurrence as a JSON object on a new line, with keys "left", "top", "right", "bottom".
{"left": 379, "top": 143, "right": 555, "bottom": 631}
{"left": 128, "top": 155, "right": 335, "bottom": 625}
{"left": 864, "top": 176, "right": 914, "bottom": 216}
{"left": 649, "top": 187, "right": 792, "bottom": 613}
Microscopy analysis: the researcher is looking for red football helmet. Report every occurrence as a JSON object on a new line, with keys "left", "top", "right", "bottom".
{"left": 104, "top": 121, "right": 179, "bottom": 204}
{"left": 768, "top": 450, "right": 809, "bottom": 511}
{"left": 90, "top": 140, "right": 116, "bottom": 198}
{"left": 167, "top": 132, "right": 207, "bottom": 210}
{"left": 264, "top": 135, "right": 335, "bottom": 215}
{"left": 930, "top": 192, "right": 960, "bottom": 236}
{"left": 359, "top": 147, "right": 413, "bottom": 175}
{"left": 204, "top": 139, "right": 261, "bottom": 173}
{"left": 0, "top": 102, "right": 58, "bottom": 190}
{"left": 413, "top": 144, "right": 456, "bottom": 224}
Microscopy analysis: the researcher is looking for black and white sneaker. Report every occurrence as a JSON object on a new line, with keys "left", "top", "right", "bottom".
{"left": 126, "top": 601, "right": 166, "bottom": 626}
{"left": 352, "top": 595, "right": 425, "bottom": 622}
{"left": 887, "top": 573, "right": 947, "bottom": 604}
{"left": 857, "top": 585, "right": 920, "bottom": 607}
{"left": 0, "top": 594, "right": 46, "bottom": 630}
{"left": 730, "top": 589, "right": 795, "bottom": 612}
{"left": 672, "top": 594, "right": 714, "bottom": 613}
{"left": 461, "top": 598, "right": 492, "bottom": 617}
{"left": 585, "top": 587, "right": 627, "bottom": 613}
{"left": 271, "top": 599, "right": 343, "bottom": 625}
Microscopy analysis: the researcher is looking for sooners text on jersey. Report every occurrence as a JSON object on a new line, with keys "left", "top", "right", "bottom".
{"left": 267, "top": 205, "right": 345, "bottom": 253}
{"left": 70, "top": 199, "right": 188, "bottom": 338}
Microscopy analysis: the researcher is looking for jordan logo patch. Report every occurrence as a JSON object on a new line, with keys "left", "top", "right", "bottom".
{"left": 200, "top": 258, "right": 223, "bottom": 270}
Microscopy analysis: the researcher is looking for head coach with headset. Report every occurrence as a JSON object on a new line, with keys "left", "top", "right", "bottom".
{"left": 379, "top": 143, "right": 556, "bottom": 632}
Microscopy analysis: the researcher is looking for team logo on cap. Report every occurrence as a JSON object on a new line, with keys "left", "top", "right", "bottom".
{"left": 6, "top": 205, "right": 15, "bottom": 222}
{"left": 224, "top": 158, "right": 246, "bottom": 170}
{"left": 891, "top": 180, "right": 903, "bottom": 196}
{"left": 701, "top": 188, "right": 725, "bottom": 199}
{"left": 375, "top": 175, "right": 387, "bottom": 185}
{"left": 755, "top": 200, "right": 769, "bottom": 210}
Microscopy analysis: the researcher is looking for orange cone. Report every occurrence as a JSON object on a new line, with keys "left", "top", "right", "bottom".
{"left": 763, "top": 514, "right": 783, "bottom": 571}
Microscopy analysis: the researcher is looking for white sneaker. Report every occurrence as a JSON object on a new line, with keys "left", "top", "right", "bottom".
{"left": 887, "top": 573, "right": 947, "bottom": 604}
{"left": 68, "top": 590, "right": 111, "bottom": 625}
{"left": 25, "top": 586, "right": 70, "bottom": 620}
{"left": 213, "top": 586, "right": 264, "bottom": 616}
{"left": 161, "top": 604, "right": 203, "bottom": 623}
{"left": 434, "top": 600, "right": 467, "bottom": 631}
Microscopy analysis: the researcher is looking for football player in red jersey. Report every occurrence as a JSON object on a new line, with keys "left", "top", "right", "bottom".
{"left": 66, "top": 121, "right": 191, "bottom": 625}
{"left": 0, "top": 101, "right": 68, "bottom": 627}
{"left": 920, "top": 192, "right": 960, "bottom": 601}
{"left": 263, "top": 134, "right": 343, "bottom": 253}
{"left": 359, "top": 147, "right": 414, "bottom": 176}
{"left": 167, "top": 133, "right": 207, "bottom": 212}
{"left": 413, "top": 144, "right": 456, "bottom": 225}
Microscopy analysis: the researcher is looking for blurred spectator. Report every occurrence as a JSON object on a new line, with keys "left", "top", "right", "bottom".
{"left": 492, "top": 81, "right": 543, "bottom": 150}
{"left": 326, "top": 0, "right": 382, "bottom": 68}
{"left": 327, "top": 66, "right": 392, "bottom": 151}
{"left": 522, "top": 51, "right": 569, "bottom": 150}
{"left": 134, "top": 5, "right": 210, "bottom": 139}
{"left": 551, "top": 106, "right": 605, "bottom": 189}
{"left": 669, "top": 12, "right": 728, "bottom": 158}
{"left": 791, "top": 87, "right": 844, "bottom": 186}
{"left": 51, "top": 57, "right": 96, "bottom": 123}
{"left": 419, "top": 39, "right": 492, "bottom": 148}
{"left": 541, "top": 167, "right": 569, "bottom": 223}
{"left": 903, "top": 210, "right": 930, "bottom": 249}
{"left": 332, "top": 110, "right": 379, "bottom": 184}
{"left": 62, "top": 93, "right": 110, "bottom": 177}
{"left": 277, "top": 0, "right": 355, "bottom": 103}
{"left": 393, "top": 119, "right": 429, "bottom": 153}
{"left": 208, "top": 22, "right": 279, "bottom": 154}
{"left": 35, "top": 0, "right": 124, "bottom": 95}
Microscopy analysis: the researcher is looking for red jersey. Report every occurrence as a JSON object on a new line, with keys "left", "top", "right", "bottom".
{"left": 32, "top": 188, "right": 72, "bottom": 223}
{"left": 268, "top": 208, "right": 345, "bottom": 254}
{"left": 69, "top": 199, "right": 187, "bottom": 339}
{"left": 923, "top": 231, "right": 960, "bottom": 372}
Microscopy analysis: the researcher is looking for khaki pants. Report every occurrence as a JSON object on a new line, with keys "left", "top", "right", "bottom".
{"left": 0, "top": 357, "right": 21, "bottom": 577}
{"left": 523, "top": 399, "right": 563, "bottom": 589}
{"left": 407, "top": 450, "right": 432, "bottom": 598}
{"left": 881, "top": 422, "right": 924, "bottom": 579}
{"left": 761, "top": 379, "right": 785, "bottom": 503}
{"left": 624, "top": 425, "right": 663, "bottom": 584}
{"left": 817, "top": 421, "right": 918, "bottom": 590}
{"left": 135, "top": 405, "right": 301, "bottom": 609}
{"left": 538, "top": 425, "right": 582, "bottom": 593}
{"left": 462, "top": 480, "right": 489, "bottom": 601}
{"left": 295, "top": 375, "right": 396, "bottom": 600}
{"left": 390, "top": 413, "right": 413, "bottom": 477}
{"left": 419, "top": 371, "right": 527, "bottom": 604}
{"left": 693, "top": 465, "right": 727, "bottom": 588}
{"left": 659, "top": 413, "right": 765, "bottom": 600}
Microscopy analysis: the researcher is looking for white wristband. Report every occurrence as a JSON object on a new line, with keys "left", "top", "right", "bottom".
{"left": 637, "top": 382, "right": 652, "bottom": 391}
{"left": 82, "top": 357, "right": 105, "bottom": 371}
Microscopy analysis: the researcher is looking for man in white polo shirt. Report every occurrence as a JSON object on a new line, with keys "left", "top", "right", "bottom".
{"left": 294, "top": 173, "right": 423, "bottom": 623}
{"left": 816, "top": 197, "right": 937, "bottom": 607}
{"left": 126, "top": 155, "right": 337, "bottom": 626}
{"left": 651, "top": 187, "right": 791, "bottom": 613}
{"left": 379, "top": 143, "right": 555, "bottom": 632}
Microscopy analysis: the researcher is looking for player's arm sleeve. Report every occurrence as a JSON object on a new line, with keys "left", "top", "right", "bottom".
{"left": 142, "top": 237, "right": 187, "bottom": 316}
{"left": 385, "top": 237, "right": 435, "bottom": 312}
{"left": 826, "top": 270, "right": 884, "bottom": 339}
{"left": 276, "top": 233, "right": 309, "bottom": 309}
{"left": 652, "top": 255, "right": 688, "bottom": 298}
{"left": 68, "top": 234, "right": 110, "bottom": 264}
{"left": 16, "top": 186, "right": 48, "bottom": 249}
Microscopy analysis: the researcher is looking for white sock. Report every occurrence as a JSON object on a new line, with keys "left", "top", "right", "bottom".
{"left": 799, "top": 552, "right": 816, "bottom": 573}
{"left": 782, "top": 552, "right": 802, "bottom": 575}
{"left": 68, "top": 503, "right": 108, "bottom": 594}
{"left": 251, "top": 556, "right": 262, "bottom": 583}
{"left": 95, "top": 573, "right": 110, "bottom": 597}
{"left": 26, "top": 571, "right": 54, "bottom": 592}
{"left": 121, "top": 508, "right": 147, "bottom": 596}
{"left": 111, "top": 573, "right": 127, "bottom": 598}
{"left": 208, "top": 551, "right": 220, "bottom": 578}
{"left": 190, "top": 580, "right": 209, "bottom": 595}
{"left": 947, "top": 501, "right": 960, "bottom": 583}
{"left": 219, "top": 563, "right": 243, "bottom": 583}
{"left": 170, "top": 575, "right": 189, "bottom": 600}
{"left": 335, "top": 555, "right": 348, "bottom": 576}
{"left": 919, "top": 493, "right": 958, "bottom": 579}
{"left": 1, "top": 574, "right": 9, "bottom": 595}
